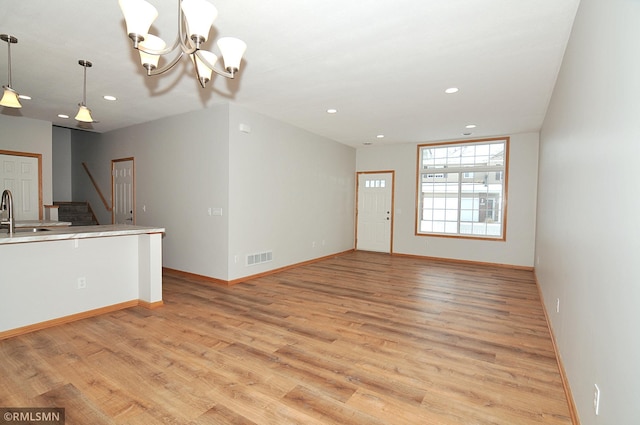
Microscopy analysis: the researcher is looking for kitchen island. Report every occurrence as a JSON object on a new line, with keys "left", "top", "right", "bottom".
{"left": 0, "top": 224, "right": 165, "bottom": 339}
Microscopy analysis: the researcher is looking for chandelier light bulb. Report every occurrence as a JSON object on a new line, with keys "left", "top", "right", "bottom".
{"left": 139, "top": 34, "right": 167, "bottom": 72}
{"left": 192, "top": 50, "right": 218, "bottom": 86}
{"left": 217, "top": 37, "right": 247, "bottom": 73}
{"left": 118, "top": 0, "right": 159, "bottom": 46}
{"left": 181, "top": 0, "right": 218, "bottom": 46}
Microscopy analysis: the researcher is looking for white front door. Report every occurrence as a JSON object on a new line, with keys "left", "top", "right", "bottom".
{"left": 112, "top": 159, "right": 134, "bottom": 225}
{"left": 0, "top": 153, "right": 40, "bottom": 220}
{"left": 356, "top": 171, "right": 394, "bottom": 253}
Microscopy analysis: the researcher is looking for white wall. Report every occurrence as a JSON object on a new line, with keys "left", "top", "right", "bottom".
{"left": 0, "top": 114, "right": 53, "bottom": 206}
{"left": 356, "top": 132, "right": 539, "bottom": 267}
{"left": 537, "top": 0, "right": 640, "bottom": 423}
{"left": 227, "top": 104, "right": 356, "bottom": 280}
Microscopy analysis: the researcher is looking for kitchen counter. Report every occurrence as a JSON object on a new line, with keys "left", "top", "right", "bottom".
{"left": 0, "top": 224, "right": 164, "bottom": 244}
{"left": 1, "top": 224, "right": 165, "bottom": 338}
{"left": 14, "top": 220, "right": 72, "bottom": 230}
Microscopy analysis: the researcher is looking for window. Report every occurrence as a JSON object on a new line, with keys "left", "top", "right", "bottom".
{"left": 416, "top": 138, "right": 508, "bottom": 239}
{"left": 365, "top": 178, "right": 386, "bottom": 188}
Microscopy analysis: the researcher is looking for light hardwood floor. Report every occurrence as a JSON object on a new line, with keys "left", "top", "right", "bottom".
{"left": 0, "top": 251, "right": 572, "bottom": 424}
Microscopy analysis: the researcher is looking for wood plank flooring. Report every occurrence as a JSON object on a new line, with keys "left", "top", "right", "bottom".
{"left": 0, "top": 251, "right": 572, "bottom": 424}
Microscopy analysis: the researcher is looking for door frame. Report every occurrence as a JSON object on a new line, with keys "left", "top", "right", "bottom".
{"left": 0, "top": 149, "right": 44, "bottom": 220}
{"left": 355, "top": 170, "right": 395, "bottom": 254}
{"left": 111, "top": 157, "right": 135, "bottom": 225}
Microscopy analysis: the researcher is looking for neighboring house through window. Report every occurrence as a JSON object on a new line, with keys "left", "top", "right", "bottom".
{"left": 416, "top": 137, "right": 509, "bottom": 240}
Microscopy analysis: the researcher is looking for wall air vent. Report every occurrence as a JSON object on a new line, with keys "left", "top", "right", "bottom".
{"left": 246, "top": 251, "right": 273, "bottom": 266}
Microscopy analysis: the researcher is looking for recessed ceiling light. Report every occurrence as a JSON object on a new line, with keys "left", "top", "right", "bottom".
{"left": 445, "top": 87, "right": 459, "bottom": 94}
{"left": 363, "top": 142, "right": 373, "bottom": 146}
{"left": 103, "top": 95, "right": 117, "bottom": 101}
{"left": 58, "top": 114, "right": 70, "bottom": 119}
{"left": 18, "top": 94, "right": 31, "bottom": 100}
{"left": 376, "top": 134, "right": 384, "bottom": 139}
{"left": 465, "top": 124, "right": 477, "bottom": 129}
{"left": 326, "top": 108, "right": 337, "bottom": 114}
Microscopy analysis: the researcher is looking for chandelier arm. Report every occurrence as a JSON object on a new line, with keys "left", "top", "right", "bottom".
{"left": 147, "top": 50, "right": 185, "bottom": 76}
{"left": 193, "top": 56, "right": 206, "bottom": 89}
{"left": 136, "top": 35, "right": 182, "bottom": 57}
{"left": 134, "top": 2, "right": 193, "bottom": 57}
{"left": 211, "top": 66, "right": 236, "bottom": 79}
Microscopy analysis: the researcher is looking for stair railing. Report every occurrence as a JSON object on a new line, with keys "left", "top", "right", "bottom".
{"left": 82, "top": 162, "right": 112, "bottom": 212}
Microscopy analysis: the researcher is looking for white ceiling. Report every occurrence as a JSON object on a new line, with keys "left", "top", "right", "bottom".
{"left": 0, "top": 0, "right": 579, "bottom": 148}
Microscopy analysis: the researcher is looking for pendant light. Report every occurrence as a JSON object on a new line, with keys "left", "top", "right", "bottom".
{"left": 0, "top": 34, "right": 22, "bottom": 109}
{"left": 75, "top": 60, "right": 97, "bottom": 123}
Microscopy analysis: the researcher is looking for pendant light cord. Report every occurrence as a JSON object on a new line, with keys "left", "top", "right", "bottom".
{"left": 6, "top": 40, "right": 12, "bottom": 87}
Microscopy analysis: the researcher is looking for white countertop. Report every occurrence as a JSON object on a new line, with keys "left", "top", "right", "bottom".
{"left": 0, "top": 224, "right": 165, "bottom": 245}
{"left": 15, "top": 220, "right": 72, "bottom": 228}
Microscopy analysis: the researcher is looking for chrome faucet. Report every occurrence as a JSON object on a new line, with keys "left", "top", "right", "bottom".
{"left": 1, "top": 189, "right": 14, "bottom": 235}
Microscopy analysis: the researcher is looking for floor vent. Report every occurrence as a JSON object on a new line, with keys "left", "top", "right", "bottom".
{"left": 247, "top": 251, "right": 273, "bottom": 266}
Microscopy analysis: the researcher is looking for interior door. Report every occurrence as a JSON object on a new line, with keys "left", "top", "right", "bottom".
{"left": 112, "top": 158, "right": 134, "bottom": 225}
{"left": 0, "top": 153, "right": 40, "bottom": 220}
{"left": 356, "top": 171, "right": 394, "bottom": 253}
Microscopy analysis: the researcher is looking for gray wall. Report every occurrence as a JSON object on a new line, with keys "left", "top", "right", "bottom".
{"left": 52, "top": 126, "right": 72, "bottom": 201}
{"left": 227, "top": 104, "right": 356, "bottom": 280}
{"left": 0, "top": 114, "right": 53, "bottom": 207}
{"left": 71, "top": 103, "right": 355, "bottom": 281}
{"left": 72, "top": 105, "right": 231, "bottom": 279}
{"left": 536, "top": 0, "right": 640, "bottom": 423}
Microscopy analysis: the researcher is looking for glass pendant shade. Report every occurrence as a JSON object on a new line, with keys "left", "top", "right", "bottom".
{"left": 118, "top": 0, "right": 159, "bottom": 37}
{"left": 192, "top": 50, "right": 218, "bottom": 84}
{"left": 139, "top": 34, "right": 166, "bottom": 70}
{"left": 181, "top": 0, "right": 218, "bottom": 43}
{"left": 217, "top": 37, "right": 247, "bottom": 72}
{"left": 75, "top": 105, "right": 95, "bottom": 123}
{"left": 0, "top": 86, "right": 21, "bottom": 108}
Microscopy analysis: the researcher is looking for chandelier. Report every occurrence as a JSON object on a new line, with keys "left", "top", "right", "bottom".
{"left": 118, "top": 0, "right": 247, "bottom": 88}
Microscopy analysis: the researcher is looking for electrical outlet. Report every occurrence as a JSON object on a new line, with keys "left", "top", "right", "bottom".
{"left": 556, "top": 298, "right": 560, "bottom": 313}
{"left": 594, "top": 384, "right": 600, "bottom": 415}
{"left": 77, "top": 277, "right": 87, "bottom": 289}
